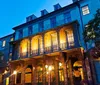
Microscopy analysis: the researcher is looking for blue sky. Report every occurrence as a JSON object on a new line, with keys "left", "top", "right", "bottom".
{"left": 0, "top": 0, "right": 72, "bottom": 37}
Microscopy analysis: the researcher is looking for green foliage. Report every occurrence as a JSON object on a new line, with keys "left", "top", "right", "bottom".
{"left": 83, "top": 9, "right": 100, "bottom": 42}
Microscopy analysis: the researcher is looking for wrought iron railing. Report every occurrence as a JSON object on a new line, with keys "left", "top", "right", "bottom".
{"left": 20, "top": 52, "right": 28, "bottom": 58}
{"left": 19, "top": 41, "right": 76, "bottom": 58}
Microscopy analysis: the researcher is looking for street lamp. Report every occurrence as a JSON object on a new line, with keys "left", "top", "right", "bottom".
{"left": 48, "top": 66, "right": 52, "bottom": 71}
{"left": 13, "top": 71, "right": 17, "bottom": 75}
{"left": 13, "top": 71, "right": 17, "bottom": 84}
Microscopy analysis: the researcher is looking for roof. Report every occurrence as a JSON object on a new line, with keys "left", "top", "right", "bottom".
{"left": 12, "top": 0, "right": 82, "bottom": 30}
{"left": 0, "top": 33, "right": 14, "bottom": 40}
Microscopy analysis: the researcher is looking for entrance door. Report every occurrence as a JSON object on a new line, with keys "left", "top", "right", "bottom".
{"left": 58, "top": 62, "right": 64, "bottom": 85}
{"left": 25, "top": 65, "right": 32, "bottom": 85}
{"left": 37, "top": 71, "right": 43, "bottom": 85}
{"left": 73, "top": 61, "right": 83, "bottom": 85}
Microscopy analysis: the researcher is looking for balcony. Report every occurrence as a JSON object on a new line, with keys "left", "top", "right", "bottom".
{"left": 15, "top": 20, "right": 80, "bottom": 59}
{"left": 29, "top": 41, "right": 76, "bottom": 57}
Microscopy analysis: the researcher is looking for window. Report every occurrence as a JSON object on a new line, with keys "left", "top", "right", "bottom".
{"left": 64, "top": 11, "right": 71, "bottom": 23}
{"left": 2, "top": 40, "right": 6, "bottom": 47}
{"left": 38, "top": 21, "right": 44, "bottom": 32}
{"left": 50, "top": 17, "right": 56, "bottom": 28}
{"left": 10, "top": 38, "right": 14, "bottom": 41}
{"left": 25, "top": 66, "right": 32, "bottom": 84}
{"left": 82, "top": 5, "right": 90, "bottom": 15}
{"left": 28, "top": 26, "right": 33, "bottom": 35}
{"left": 16, "top": 73, "right": 21, "bottom": 84}
{"left": 19, "top": 30, "right": 23, "bottom": 38}
{"left": 66, "top": 30, "right": 74, "bottom": 47}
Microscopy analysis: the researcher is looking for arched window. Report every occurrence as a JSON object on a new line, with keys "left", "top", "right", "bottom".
{"left": 20, "top": 39, "right": 30, "bottom": 58}
{"left": 25, "top": 65, "right": 32, "bottom": 84}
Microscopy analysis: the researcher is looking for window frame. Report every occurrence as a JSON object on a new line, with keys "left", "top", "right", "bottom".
{"left": 82, "top": 5, "right": 90, "bottom": 15}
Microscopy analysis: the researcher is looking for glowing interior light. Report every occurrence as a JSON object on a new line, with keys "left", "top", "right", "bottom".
{"left": 41, "top": 68, "right": 43, "bottom": 71}
{"left": 45, "top": 65, "right": 48, "bottom": 68}
{"left": 47, "top": 72, "right": 49, "bottom": 74}
{"left": 13, "top": 71, "right": 17, "bottom": 75}
{"left": 59, "top": 62, "right": 62, "bottom": 66}
{"left": 49, "top": 66, "right": 52, "bottom": 71}
{"left": 4, "top": 70, "right": 7, "bottom": 74}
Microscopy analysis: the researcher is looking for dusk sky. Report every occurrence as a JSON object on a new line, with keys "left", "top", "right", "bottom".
{"left": 0, "top": 0, "right": 72, "bottom": 38}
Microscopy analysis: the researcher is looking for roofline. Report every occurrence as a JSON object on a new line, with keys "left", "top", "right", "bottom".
{"left": 12, "top": 1, "right": 82, "bottom": 30}
{"left": 0, "top": 33, "right": 15, "bottom": 40}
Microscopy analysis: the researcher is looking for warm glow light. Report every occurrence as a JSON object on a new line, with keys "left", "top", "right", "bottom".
{"left": 40, "top": 68, "right": 43, "bottom": 71}
{"left": 59, "top": 62, "right": 62, "bottom": 66}
{"left": 22, "top": 49, "right": 27, "bottom": 53}
{"left": 4, "top": 70, "right": 7, "bottom": 74}
{"left": 49, "top": 66, "right": 52, "bottom": 71}
{"left": 47, "top": 72, "right": 49, "bottom": 74}
{"left": 45, "top": 65, "right": 48, "bottom": 68}
{"left": 13, "top": 71, "right": 17, "bottom": 75}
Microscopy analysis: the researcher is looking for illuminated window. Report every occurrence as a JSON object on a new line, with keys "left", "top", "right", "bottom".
{"left": 66, "top": 30, "right": 74, "bottom": 47}
{"left": 59, "top": 62, "right": 64, "bottom": 82}
{"left": 39, "top": 37, "right": 43, "bottom": 54}
{"left": 25, "top": 67, "right": 32, "bottom": 84}
{"left": 51, "top": 32, "right": 58, "bottom": 51}
{"left": 10, "top": 38, "right": 14, "bottom": 41}
{"left": 82, "top": 5, "right": 90, "bottom": 15}
{"left": 2, "top": 40, "right": 6, "bottom": 47}
{"left": 36, "top": 66, "right": 43, "bottom": 84}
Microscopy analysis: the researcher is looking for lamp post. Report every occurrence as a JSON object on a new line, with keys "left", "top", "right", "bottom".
{"left": 13, "top": 71, "right": 17, "bottom": 84}
{"left": 48, "top": 66, "right": 52, "bottom": 85}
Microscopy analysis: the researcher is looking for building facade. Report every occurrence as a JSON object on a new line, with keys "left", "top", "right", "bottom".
{"left": 0, "top": 0, "right": 100, "bottom": 85}
{"left": 0, "top": 34, "right": 14, "bottom": 85}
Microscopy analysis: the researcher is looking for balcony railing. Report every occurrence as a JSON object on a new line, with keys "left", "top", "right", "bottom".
{"left": 18, "top": 41, "right": 77, "bottom": 59}
{"left": 20, "top": 52, "right": 28, "bottom": 58}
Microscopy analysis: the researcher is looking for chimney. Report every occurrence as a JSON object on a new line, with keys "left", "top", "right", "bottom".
{"left": 26, "top": 14, "right": 37, "bottom": 22}
{"left": 41, "top": 9, "right": 48, "bottom": 16}
{"left": 54, "top": 3, "right": 61, "bottom": 11}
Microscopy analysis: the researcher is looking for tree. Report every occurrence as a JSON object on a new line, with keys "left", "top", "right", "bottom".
{"left": 83, "top": 9, "right": 100, "bottom": 43}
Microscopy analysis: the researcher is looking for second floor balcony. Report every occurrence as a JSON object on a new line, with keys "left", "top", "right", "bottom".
{"left": 12, "top": 21, "right": 81, "bottom": 59}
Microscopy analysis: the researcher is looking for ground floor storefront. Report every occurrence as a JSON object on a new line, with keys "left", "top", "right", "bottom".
{"left": 5, "top": 48, "right": 92, "bottom": 85}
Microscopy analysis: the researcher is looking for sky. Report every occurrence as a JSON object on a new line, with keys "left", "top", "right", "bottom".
{"left": 0, "top": 0, "right": 72, "bottom": 38}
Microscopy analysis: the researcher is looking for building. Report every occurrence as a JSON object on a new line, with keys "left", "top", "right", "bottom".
{"left": 0, "top": 34, "right": 14, "bottom": 85}
{"left": 0, "top": 0, "right": 100, "bottom": 85}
